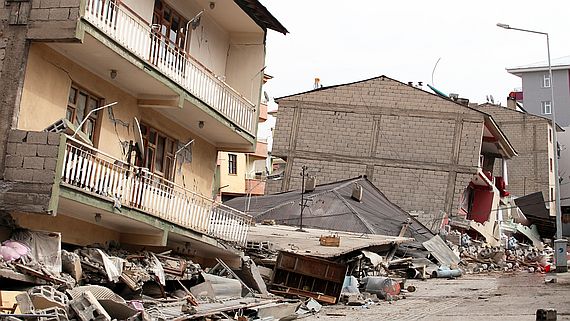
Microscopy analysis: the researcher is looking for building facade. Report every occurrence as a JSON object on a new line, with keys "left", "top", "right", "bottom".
{"left": 507, "top": 57, "right": 570, "bottom": 214}
{"left": 269, "top": 76, "right": 516, "bottom": 230}
{"left": 0, "top": 0, "right": 286, "bottom": 265}
{"left": 475, "top": 101, "right": 559, "bottom": 216}
{"left": 217, "top": 75, "right": 271, "bottom": 202}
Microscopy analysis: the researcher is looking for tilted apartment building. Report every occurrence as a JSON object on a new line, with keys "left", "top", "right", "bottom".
{"left": 475, "top": 100, "right": 560, "bottom": 217}
{"left": 269, "top": 76, "right": 517, "bottom": 231}
{"left": 0, "top": 0, "right": 286, "bottom": 265}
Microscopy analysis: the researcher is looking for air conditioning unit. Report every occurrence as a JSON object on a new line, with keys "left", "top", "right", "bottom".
{"left": 351, "top": 183, "right": 363, "bottom": 202}
{"left": 304, "top": 176, "right": 316, "bottom": 192}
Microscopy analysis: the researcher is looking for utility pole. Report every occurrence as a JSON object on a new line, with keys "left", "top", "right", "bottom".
{"left": 298, "top": 165, "right": 309, "bottom": 232}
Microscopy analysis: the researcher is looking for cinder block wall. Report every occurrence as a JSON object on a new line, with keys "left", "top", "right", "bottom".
{"left": 271, "top": 76, "right": 486, "bottom": 229}
{"left": 1, "top": 130, "right": 62, "bottom": 213}
{"left": 0, "top": 0, "right": 81, "bottom": 180}
{"left": 476, "top": 104, "right": 551, "bottom": 199}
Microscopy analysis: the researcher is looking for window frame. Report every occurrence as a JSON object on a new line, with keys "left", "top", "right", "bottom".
{"left": 541, "top": 101, "right": 552, "bottom": 115}
{"left": 543, "top": 74, "right": 551, "bottom": 88}
{"left": 138, "top": 122, "right": 177, "bottom": 180}
{"left": 66, "top": 84, "right": 103, "bottom": 145}
{"left": 228, "top": 154, "right": 238, "bottom": 175}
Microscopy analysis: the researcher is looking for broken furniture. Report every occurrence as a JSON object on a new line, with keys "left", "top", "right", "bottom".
{"left": 269, "top": 251, "right": 347, "bottom": 304}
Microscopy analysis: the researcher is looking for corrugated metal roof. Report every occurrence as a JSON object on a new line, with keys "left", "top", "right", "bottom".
{"left": 514, "top": 192, "right": 555, "bottom": 238}
{"left": 225, "top": 176, "right": 434, "bottom": 244}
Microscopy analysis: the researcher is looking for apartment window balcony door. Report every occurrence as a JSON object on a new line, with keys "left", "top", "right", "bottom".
{"left": 150, "top": 0, "right": 188, "bottom": 76}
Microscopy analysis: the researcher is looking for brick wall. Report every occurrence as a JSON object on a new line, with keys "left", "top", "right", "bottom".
{"left": 0, "top": 130, "right": 62, "bottom": 213}
{"left": 271, "top": 76, "right": 487, "bottom": 228}
{"left": 476, "top": 104, "right": 551, "bottom": 199}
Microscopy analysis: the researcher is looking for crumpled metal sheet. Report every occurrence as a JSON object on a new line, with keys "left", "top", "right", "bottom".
{"left": 422, "top": 235, "right": 460, "bottom": 266}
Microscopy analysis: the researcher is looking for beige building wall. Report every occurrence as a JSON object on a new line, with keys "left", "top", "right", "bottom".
{"left": 270, "top": 76, "right": 489, "bottom": 228}
{"left": 218, "top": 151, "right": 246, "bottom": 194}
{"left": 18, "top": 43, "right": 217, "bottom": 196}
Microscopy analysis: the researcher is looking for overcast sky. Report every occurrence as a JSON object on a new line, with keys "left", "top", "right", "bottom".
{"left": 259, "top": 0, "right": 570, "bottom": 107}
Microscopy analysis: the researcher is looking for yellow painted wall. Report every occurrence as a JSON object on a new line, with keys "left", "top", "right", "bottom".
{"left": 218, "top": 151, "right": 246, "bottom": 194}
{"left": 225, "top": 32, "right": 265, "bottom": 105}
{"left": 18, "top": 43, "right": 217, "bottom": 197}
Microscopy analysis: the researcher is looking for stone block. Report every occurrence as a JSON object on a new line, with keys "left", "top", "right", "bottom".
{"left": 60, "top": 0, "right": 79, "bottom": 7}
{"left": 29, "top": 8, "right": 49, "bottom": 20}
{"left": 15, "top": 143, "right": 37, "bottom": 157}
{"left": 32, "top": 169, "right": 55, "bottom": 183}
{"left": 69, "top": 291, "right": 111, "bottom": 321}
{"left": 47, "top": 132, "right": 60, "bottom": 145}
{"left": 5, "top": 154, "right": 23, "bottom": 168}
{"left": 37, "top": 144, "right": 59, "bottom": 157}
{"left": 44, "top": 158, "right": 58, "bottom": 171}
{"left": 4, "top": 168, "right": 33, "bottom": 182}
{"left": 40, "top": 0, "right": 60, "bottom": 9}
{"left": 15, "top": 293, "right": 35, "bottom": 314}
{"left": 28, "top": 286, "right": 69, "bottom": 310}
{"left": 23, "top": 156, "right": 45, "bottom": 169}
{"left": 61, "top": 250, "right": 82, "bottom": 282}
{"left": 48, "top": 7, "right": 68, "bottom": 20}
{"left": 8, "top": 129, "right": 28, "bottom": 143}
{"left": 27, "top": 131, "right": 48, "bottom": 144}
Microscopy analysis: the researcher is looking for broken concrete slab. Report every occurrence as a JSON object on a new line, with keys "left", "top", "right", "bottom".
{"left": 68, "top": 291, "right": 111, "bottom": 321}
{"left": 422, "top": 235, "right": 461, "bottom": 267}
{"left": 28, "top": 286, "right": 68, "bottom": 310}
{"left": 67, "top": 285, "right": 138, "bottom": 320}
{"left": 61, "top": 250, "right": 82, "bottom": 282}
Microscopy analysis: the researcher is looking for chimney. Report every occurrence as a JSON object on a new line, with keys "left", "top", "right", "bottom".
{"left": 314, "top": 78, "right": 321, "bottom": 89}
{"left": 351, "top": 183, "right": 363, "bottom": 202}
{"left": 506, "top": 96, "right": 517, "bottom": 110}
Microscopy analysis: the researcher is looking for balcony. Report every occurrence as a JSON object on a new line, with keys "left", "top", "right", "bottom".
{"left": 249, "top": 140, "right": 268, "bottom": 159}
{"left": 61, "top": 136, "right": 252, "bottom": 244}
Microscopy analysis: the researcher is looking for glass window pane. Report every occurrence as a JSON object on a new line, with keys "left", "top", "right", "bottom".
{"left": 146, "top": 148, "right": 154, "bottom": 169}
{"left": 88, "top": 98, "right": 99, "bottom": 115}
{"left": 85, "top": 119, "right": 94, "bottom": 140}
{"left": 156, "top": 135, "right": 166, "bottom": 172}
{"left": 68, "top": 87, "right": 77, "bottom": 104}
{"left": 66, "top": 107, "right": 74, "bottom": 121}
{"left": 76, "top": 93, "right": 88, "bottom": 125}
{"left": 150, "top": 130, "right": 157, "bottom": 144}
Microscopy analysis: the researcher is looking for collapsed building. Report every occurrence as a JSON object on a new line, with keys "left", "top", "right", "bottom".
{"left": 268, "top": 75, "right": 518, "bottom": 234}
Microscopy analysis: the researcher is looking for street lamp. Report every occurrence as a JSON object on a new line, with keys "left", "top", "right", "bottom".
{"left": 497, "top": 23, "right": 567, "bottom": 272}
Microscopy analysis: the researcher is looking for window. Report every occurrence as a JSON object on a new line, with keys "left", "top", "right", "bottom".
{"left": 549, "top": 128, "right": 553, "bottom": 143}
{"left": 67, "top": 85, "right": 101, "bottom": 142}
{"left": 543, "top": 74, "right": 551, "bottom": 88}
{"left": 228, "top": 154, "right": 237, "bottom": 175}
{"left": 139, "top": 123, "right": 176, "bottom": 179}
{"left": 551, "top": 188, "right": 555, "bottom": 202}
{"left": 541, "top": 101, "right": 552, "bottom": 115}
{"left": 550, "top": 157, "right": 553, "bottom": 172}
{"left": 151, "top": 0, "right": 188, "bottom": 69}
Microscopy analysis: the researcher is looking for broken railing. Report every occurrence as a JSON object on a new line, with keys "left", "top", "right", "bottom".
{"left": 83, "top": 0, "right": 256, "bottom": 134}
{"left": 61, "top": 137, "right": 252, "bottom": 244}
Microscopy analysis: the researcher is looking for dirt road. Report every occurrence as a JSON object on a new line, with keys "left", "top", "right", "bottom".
{"left": 302, "top": 272, "right": 570, "bottom": 321}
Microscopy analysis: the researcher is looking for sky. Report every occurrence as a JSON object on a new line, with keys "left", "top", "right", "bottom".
{"left": 259, "top": 0, "right": 570, "bottom": 108}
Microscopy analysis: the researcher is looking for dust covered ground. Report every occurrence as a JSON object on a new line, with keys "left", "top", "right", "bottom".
{"left": 302, "top": 272, "right": 570, "bottom": 321}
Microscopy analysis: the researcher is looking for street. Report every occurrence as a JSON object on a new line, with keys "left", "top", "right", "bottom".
{"left": 303, "top": 272, "right": 570, "bottom": 321}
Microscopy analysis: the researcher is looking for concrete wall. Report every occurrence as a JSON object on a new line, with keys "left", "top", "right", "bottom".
{"left": 521, "top": 70, "right": 570, "bottom": 126}
{"left": 225, "top": 32, "right": 265, "bottom": 105}
{"left": 17, "top": 43, "right": 218, "bottom": 197}
{"left": 271, "top": 76, "right": 486, "bottom": 228}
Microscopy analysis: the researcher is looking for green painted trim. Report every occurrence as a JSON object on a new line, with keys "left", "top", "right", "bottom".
{"left": 79, "top": 20, "right": 256, "bottom": 142}
{"left": 58, "top": 185, "right": 222, "bottom": 248}
{"left": 47, "top": 134, "right": 67, "bottom": 215}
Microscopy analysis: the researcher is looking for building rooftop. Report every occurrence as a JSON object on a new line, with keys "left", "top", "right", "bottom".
{"left": 507, "top": 55, "right": 570, "bottom": 75}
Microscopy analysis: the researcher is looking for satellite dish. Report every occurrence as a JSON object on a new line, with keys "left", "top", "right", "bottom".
{"left": 133, "top": 117, "right": 145, "bottom": 160}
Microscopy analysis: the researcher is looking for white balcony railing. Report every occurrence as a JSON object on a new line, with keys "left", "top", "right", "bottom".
{"left": 83, "top": 0, "right": 256, "bottom": 134}
{"left": 61, "top": 137, "right": 252, "bottom": 244}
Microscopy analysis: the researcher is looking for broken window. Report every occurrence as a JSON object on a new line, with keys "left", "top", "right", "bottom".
{"left": 66, "top": 84, "right": 102, "bottom": 144}
{"left": 150, "top": 0, "right": 188, "bottom": 73}
{"left": 139, "top": 123, "right": 176, "bottom": 180}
